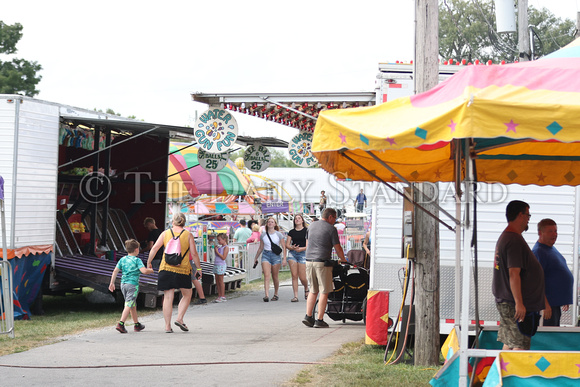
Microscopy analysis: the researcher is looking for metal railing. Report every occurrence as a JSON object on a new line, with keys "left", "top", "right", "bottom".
{"left": 1, "top": 260, "right": 14, "bottom": 338}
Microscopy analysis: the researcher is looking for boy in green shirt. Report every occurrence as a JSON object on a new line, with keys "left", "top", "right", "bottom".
{"left": 109, "top": 239, "right": 154, "bottom": 333}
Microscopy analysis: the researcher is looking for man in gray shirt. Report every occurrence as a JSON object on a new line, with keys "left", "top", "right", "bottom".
{"left": 302, "top": 208, "right": 347, "bottom": 328}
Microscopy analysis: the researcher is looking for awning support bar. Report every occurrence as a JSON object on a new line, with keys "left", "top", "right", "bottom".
{"left": 340, "top": 150, "right": 455, "bottom": 232}
{"left": 365, "top": 150, "right": 460, "bottom": 225}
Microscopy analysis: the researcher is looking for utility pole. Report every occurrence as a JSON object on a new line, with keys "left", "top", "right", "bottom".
{"left": 518, "top": 0, "right": 530, "bottom": 61}
{"left": 413, "top": 0, "right": 440, "bottom": 367}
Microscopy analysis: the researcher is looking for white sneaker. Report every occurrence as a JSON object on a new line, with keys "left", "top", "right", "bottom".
{"left": 219, "top": 297, "right": 227, "bottom": 302}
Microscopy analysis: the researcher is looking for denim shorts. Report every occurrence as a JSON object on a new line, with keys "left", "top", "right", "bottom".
{"left": 287, "top": 250, "right": 306, "bottom": 264}
{"left": 261, "top": 249, "right": 281, "bottom": 265}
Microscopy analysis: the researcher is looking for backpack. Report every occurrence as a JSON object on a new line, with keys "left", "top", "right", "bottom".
{"left": 164, "top": 229, "right": 189, "bottom": 266}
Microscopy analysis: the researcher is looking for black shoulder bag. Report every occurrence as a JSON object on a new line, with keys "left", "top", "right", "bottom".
{"left": 266, "top": 232, "right": 283, "bottom": 255}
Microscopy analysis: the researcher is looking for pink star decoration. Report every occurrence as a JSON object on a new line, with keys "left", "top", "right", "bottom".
{"left": 448, "top": 120, "right": 457, "bottom": 133}
{"left": 339, "top": 133, "right": 347, "bottom": 144}
{"left": 385, "top": 137, "right": 396, "bottom": 146}
{"left": 500, "top": 358, "right": 510, "bottom": 372}
{"left": 504, "top": 119, "right": 519, "bottom": 133}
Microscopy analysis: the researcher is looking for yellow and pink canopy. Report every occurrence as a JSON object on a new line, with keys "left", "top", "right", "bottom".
{"left": 313, "top": 37, "right": 580, "bottom": 187}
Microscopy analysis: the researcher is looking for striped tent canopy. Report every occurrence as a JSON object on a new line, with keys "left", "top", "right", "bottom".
{"left": 312, "top": 37, "right": 580, "bottom": 187}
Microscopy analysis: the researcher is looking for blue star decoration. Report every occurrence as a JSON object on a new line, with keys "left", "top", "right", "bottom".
{"left": 415, "top": 127, "right": 427, "bottom": 140}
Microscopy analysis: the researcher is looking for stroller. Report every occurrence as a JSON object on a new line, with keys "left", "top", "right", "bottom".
{"left": 315, "top": 250, "right": 370, "bottom": 324}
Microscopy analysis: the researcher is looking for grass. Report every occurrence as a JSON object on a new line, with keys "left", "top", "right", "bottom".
{"left": 0, "top": 288, "right": 158, "bottom": 357}
{"left": 285, "top": 341, "right": 441, "bottom": 387}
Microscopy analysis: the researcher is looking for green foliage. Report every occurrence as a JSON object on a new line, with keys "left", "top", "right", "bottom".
{"left": 0, "top": 21, "right": 42, "bottom": 96}
{"left": 439, "top": 0, "right": 576, "bottom": 62}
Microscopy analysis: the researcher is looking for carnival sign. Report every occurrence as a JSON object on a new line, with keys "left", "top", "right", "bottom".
{"left": 244, "top": 145, "right": 271, "bottom": 172}
{"left": 194, "top": 108, "right": 238, "bottom": 153}
{"left": 197, "top": 148, "right": 228, "bottom": 172}
{"left": 288, "top": 131, "right": 317, "bottom": 167}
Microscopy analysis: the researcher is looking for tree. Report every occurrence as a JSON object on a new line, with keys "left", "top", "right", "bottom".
{"left": 0, "top": 21, "right": 42, "bottom": 96}
{"left": 439, "top": 0, "right": 576, "bottom": 63}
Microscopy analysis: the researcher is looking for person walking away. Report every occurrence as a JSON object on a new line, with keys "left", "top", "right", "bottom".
{"left": 233, "top": 219, "right": 252, "bottom": 244}
{"left": 286, "top": 214, "right": 309, "bottom": 302}
{"left": 213, "top": 233, "right": 229, "bottom": 302}
{"left": 354, "top": 189, "right": 367, "bottom": 213}
{"left": 148, "top": 213, "right": 202, "bottom": 333}
{"left": 143, "top": 217, "right": 163, "bottom": 269}
{"left": 492, "top": 200, "right": 547, "bottom": 350}
{"left": 532, "top": 218, "right": 573, "bottom": 326}
{"left": 109, "top": 239, "right": 154, "bottom": 333}
{"left": 253, "top": 217, "right": 287, "bottom": 302}
{"left": 302, "top": 208, "right": 347, "bottom": 328}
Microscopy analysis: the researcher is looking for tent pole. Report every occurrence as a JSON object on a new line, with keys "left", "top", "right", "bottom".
{"left": 365, "top": 150, "right": 459, "bottom": 225}
{"left": 573, "top": 188, "right": 580, "bottom": 325}
{"left": 454, "top": 142, "right": 462, "bottom": 327}
{"left": 459, "top": 141, "right": 472, "bottom": 387}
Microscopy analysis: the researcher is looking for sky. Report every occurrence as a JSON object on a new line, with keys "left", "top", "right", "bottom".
{"left": 2, "top": 1, "right": 579, "bottom": 143}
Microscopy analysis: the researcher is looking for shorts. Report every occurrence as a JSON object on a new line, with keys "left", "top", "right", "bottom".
{"left": 261, "top": 250, "right": 281, "bottom": 265}
{"left": 287, "top": 250, "right": 306, "bottom": 264}
{"left": 305, "top": 261, "right": 333, "bottom": 294}
{"left": 157, "top": 270, "right": 193, "bottom": 291}
{"left": 496, "top": 302, "right": 531, "bottom": 349}
{"left": 213, "top": 263, "right": 227, "bottom": 275}
{"left": 121, "top": 283, "right": 139, "bottom": 308}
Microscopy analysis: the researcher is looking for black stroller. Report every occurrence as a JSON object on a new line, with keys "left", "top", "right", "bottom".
{"left": 314, "top": 250, "right": 370, "bottom": 324}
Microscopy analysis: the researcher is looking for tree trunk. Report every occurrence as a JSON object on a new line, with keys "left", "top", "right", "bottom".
{"left": 414, "top": 0, "right": 440, "bottom": 367}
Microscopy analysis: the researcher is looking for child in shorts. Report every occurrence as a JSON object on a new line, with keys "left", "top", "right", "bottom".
{"left": 212, "top": 233, "right": 228, "bottom": 303}
{"left": 109, "top": 239, "right": 154, "bottom": 333}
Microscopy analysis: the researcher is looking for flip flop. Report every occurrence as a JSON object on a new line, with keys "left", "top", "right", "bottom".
{"left": 165, "top": 329, "right": 173, "bottom": 333}
{"left": 263, "top": 296, "right": 269, "bottom": 302}
{"left": 291, "top": 297, "right": 299, "bottom": 302}
{"left": 174, "top": 321, "right": 189, "bottom": 332}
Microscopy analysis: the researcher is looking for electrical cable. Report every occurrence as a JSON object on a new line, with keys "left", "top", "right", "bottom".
{"left": 390, "top": 259, "right": 415, "bottom": 364}
{"left": 384, "top": 245, "right": 412, "bottom": 364}
{"left": 0, "top": 360, "right": 329, "bottom": 369}
{"left": 385, "top": 244, "right": 415, "bottom": 365}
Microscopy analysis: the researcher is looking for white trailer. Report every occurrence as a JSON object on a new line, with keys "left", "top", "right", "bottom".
{"left": 369, "top": 182, "right": 580, "bottom": 334}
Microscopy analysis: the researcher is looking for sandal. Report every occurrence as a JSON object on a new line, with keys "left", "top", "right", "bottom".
{"left": 291, "top": 297, "right": 299, "bottom": 302}
{"left": 271, "top": 295, "right": 279, "bottom": 301}
{"left": 304, "top": 290, "right": 309, "bottom": 300}
{"left": 174, "top": 321, "right": 189, "bottom": 332}
{"left": 263, "top": 296, "right": 269, "bottom": 302}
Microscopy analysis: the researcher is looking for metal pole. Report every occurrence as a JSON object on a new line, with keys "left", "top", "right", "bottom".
{"left": 1, "top": 197, "right": 14, "bottom": 338}
{"left": 459, "top": 141, "right": 473, "bottom": 387}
